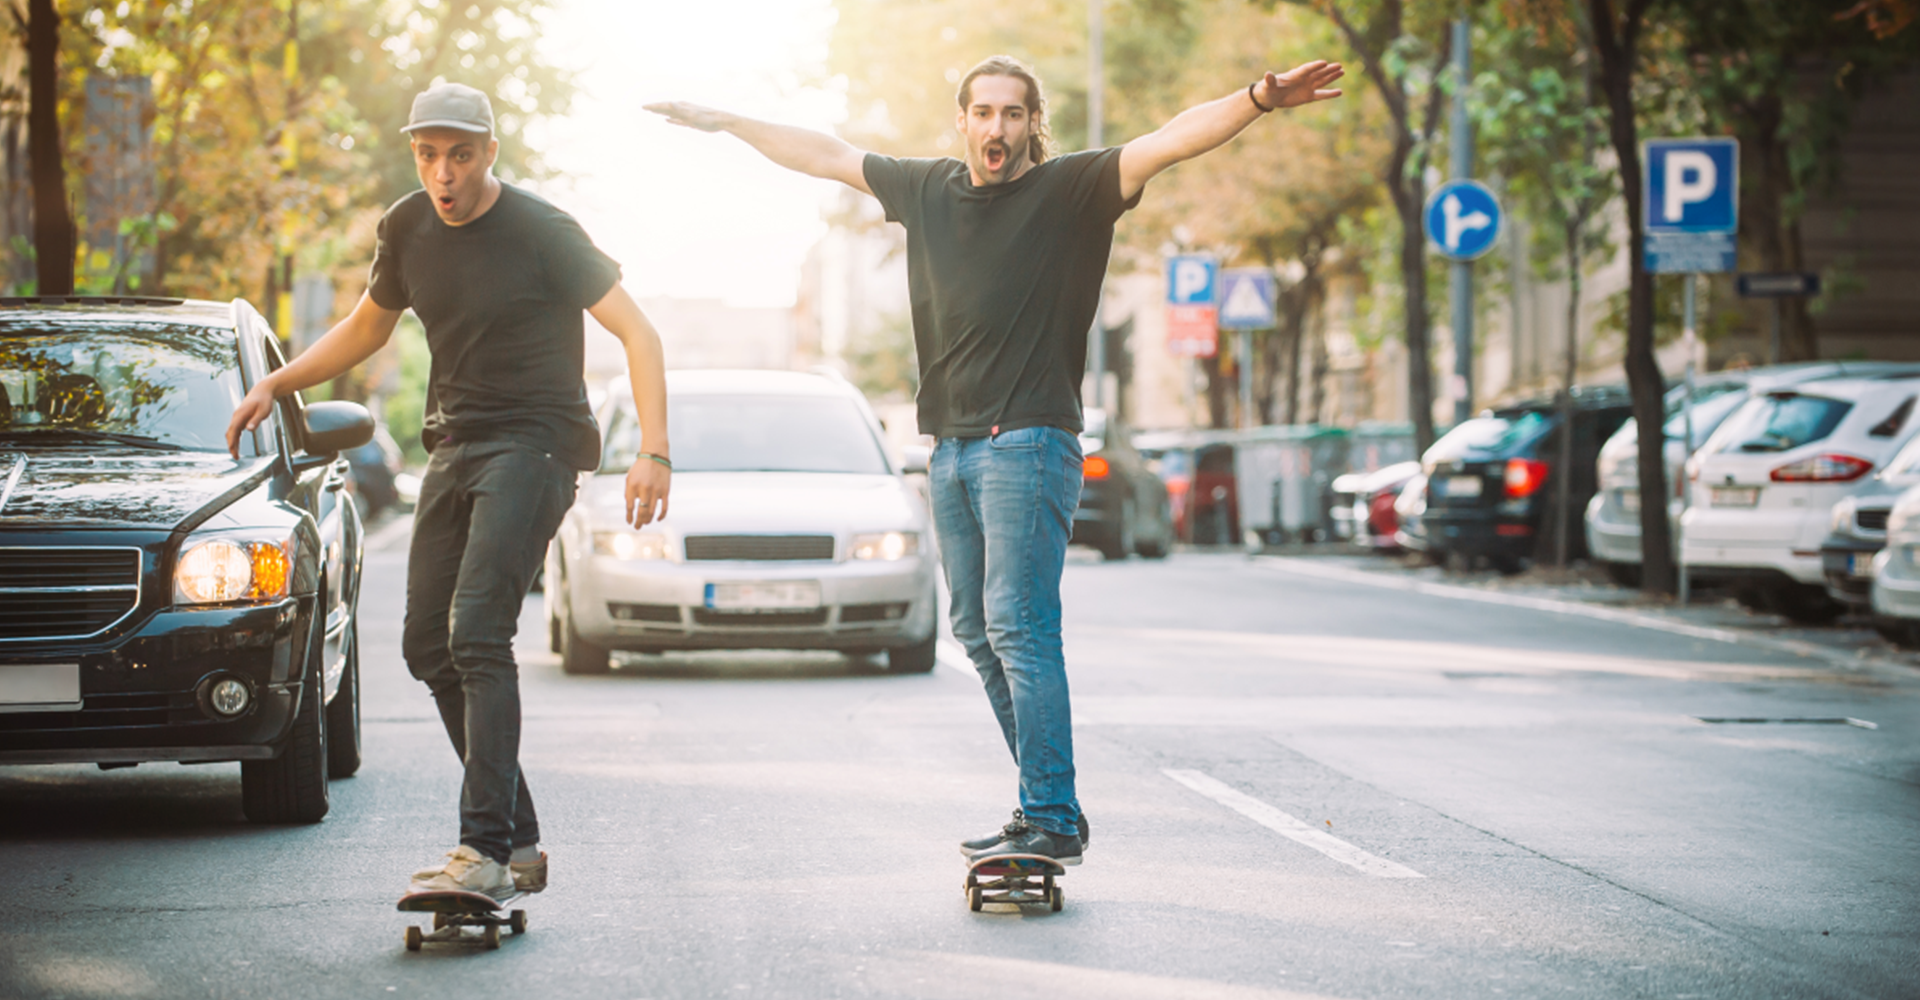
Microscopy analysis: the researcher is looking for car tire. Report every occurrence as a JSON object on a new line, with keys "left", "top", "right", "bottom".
{"left": 1100, "top": 501, "right": 1135, "bottom": 561}
{"left": 557, "top": 574, "right": 611, "bottom": 676}
{"left": 548, "top": 610, "right": 563, "bottom": 654}
{"left": 242, "top": 617, "right": 331, "bottom": 824}
{"left": 1137, "top": 534, "right": 1171, "bottom": 559}
{"left": 325, "top": 620, "right": 362, "bottom": 779}
{"left": 1731, "top": 584, "right": 1770, "bottom": 611}
{"left": 887, "top": 633, "right": 938, "bottom": 673}
{"left": 1873, "top": 619, "right": 1920, "bottom": 649}
{"left": 1601, "top": 561, "right": 1641, "bottom": 588}
{"left": 1764, "top": 583, "right": 1844, "bottom": 625}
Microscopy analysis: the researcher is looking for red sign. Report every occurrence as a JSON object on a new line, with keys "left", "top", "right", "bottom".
{"left": 1167, "top": 305, "right": 1218, "bottom": 358}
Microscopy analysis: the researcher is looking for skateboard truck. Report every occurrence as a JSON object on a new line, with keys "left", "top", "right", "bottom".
{"left": 397, "top": 889, "right": 529, "bottom": 951}
{"left": 964, "top": 853, "right": 1065, "bottom": 913}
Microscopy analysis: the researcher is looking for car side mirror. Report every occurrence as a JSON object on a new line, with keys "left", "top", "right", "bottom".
{"left": 303, "top": 400, "right": 375, "bottom": 455}
{"left": 901, "top": 444, "right": 931, "bottom": 475}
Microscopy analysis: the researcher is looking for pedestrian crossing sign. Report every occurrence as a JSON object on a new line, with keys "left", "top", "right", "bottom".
{"left": 1217, "top": 268, "right": 1276, "bottom": 330}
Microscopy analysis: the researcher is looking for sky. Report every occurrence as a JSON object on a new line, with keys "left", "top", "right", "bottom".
{"left": 529, "top": 0, "right": 848, "bottom": 309}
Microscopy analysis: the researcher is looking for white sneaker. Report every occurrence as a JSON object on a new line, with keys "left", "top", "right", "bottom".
{"left": 409, "top": 845, "right": 514, "bottom": 898}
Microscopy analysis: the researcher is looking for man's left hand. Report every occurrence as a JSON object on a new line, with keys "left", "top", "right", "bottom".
{"left": 1256, "top": 61, "right": 1345, "bottom": 110}
{"left": 626, "top": 458, "right": 671, "bottom": 527}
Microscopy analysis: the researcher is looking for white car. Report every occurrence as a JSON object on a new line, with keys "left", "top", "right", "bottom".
{"left": 1585, "top": 362, "right": 1920, "bottom": 584}
{"left": 1680, "top": 373, "right": 1920, "bottom": 621}
{"left": 544, "top": 369, "right": 939, "bottom": 674}
{"left": 1869, "top": 480, "right": 1920, "bottom": 647}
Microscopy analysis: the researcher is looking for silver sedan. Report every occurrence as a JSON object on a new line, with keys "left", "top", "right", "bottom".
{"left": 544, "top": 369, "right": 939, "bottom": 674}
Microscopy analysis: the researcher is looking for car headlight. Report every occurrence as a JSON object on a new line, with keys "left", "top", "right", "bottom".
{"left": 850, "top": 531, "right": 919, "bottom": 561}
{"left": 594, "top": 531, "right": 670, "bottom": 560}
{"left": 174, "top": 535, "right": 293, "bottom": 605}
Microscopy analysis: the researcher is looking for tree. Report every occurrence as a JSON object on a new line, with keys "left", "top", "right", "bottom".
{"left": 26, "top": 0, "right": 71, "bottom": 295}
{"left": 1475, "top": 8, "right": 1614, "bottom": 565}
{"left": 1272, "top": 0, "right": 1453, "bottom": 451}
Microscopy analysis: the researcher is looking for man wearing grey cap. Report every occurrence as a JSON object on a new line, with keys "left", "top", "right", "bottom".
{"left": 227, "top": 82, "right": 673, "bottom": 898}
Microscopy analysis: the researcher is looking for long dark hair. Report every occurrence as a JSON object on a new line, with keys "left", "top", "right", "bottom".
{"left": 956, "top": 55, "right": 1054, "bottom": 164}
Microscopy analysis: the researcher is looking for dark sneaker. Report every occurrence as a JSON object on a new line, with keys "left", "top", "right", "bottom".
{"left": 960, "top": 809, "right": 1029, "bottom": 857}
{"left": 972, "top": 822, "right": 1083, "bottom": 866}
{"left": 1078, "top": 812, "right": 1090, "bottom": 850}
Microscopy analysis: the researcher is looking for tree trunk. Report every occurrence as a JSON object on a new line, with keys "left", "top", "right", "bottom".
{"left": 1399, "top": 181, "right": 1435, "bottom": 450}
{"left": 1590, "top": 0, "right": 1675, "bottom": 596}
{"left": 28, "top": 0, "right": 73, "bottom": 296}
{"left": 1556, "top": 223, "right": 1581, "bottom": 568}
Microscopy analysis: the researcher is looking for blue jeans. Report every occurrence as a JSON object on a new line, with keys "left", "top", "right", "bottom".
{"left": 930, "top": 426, "right": 1083, "bottom": 838}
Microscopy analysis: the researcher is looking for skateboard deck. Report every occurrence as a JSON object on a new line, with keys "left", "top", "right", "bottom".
{"left": 964, "top": 853, "right": 1065, "bottom": 912}
{"left": 397, "top": 888, "right": 528, "bottom": 950}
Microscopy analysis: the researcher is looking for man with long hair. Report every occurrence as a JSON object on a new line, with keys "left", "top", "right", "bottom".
{"left": 649, "top": 54, "right": 1341, "bottom": 863}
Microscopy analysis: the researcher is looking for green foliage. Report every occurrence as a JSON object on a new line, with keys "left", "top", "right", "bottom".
{"left": 382, "top": 312, "right": 433, "bottom": 466}
{"left": 845, "top": 311, "right": 919, "bottom": 404}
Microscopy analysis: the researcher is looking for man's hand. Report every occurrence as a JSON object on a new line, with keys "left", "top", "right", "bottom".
{"left": 1254, "top": 61, "right": 1345, "bottom": 110}
{"left": 225, "top": 380, "right": 277, "bottom": 458}
{"left": 645, "top": 101, "right": 736, "bottom": 133}
{"left": 625, "top": 458, "right": 671, "bottom": 527}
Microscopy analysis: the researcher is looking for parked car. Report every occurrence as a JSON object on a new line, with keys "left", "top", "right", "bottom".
{"left": 1420, "top": 387, "right": 1634, "bottom": 572}
{"left": 544, "top": 369, "right": 938, "bottom": 674}
{"left": 344, "top": 423, "right": 404, "bottom": 518}
{"left": 1869, "top": 481, "right": 1920, "bottom": 647}
{"left": 1073, "top": 407, "right": 1174, "bottom": 560}
{"left": 1339, "top": 461, "right": 1422, "bottom": 551}
{"left": 1818, "top": 432, "right": 1920, "bottom": 610}
{"left": 0, "top": 296, "right": 371, "bottom": 823}
{"left": 1681, "top": 372, "right": 1920, "bottom": 622}
{"left": 1587, "top": 363, "right": 1920, "bottom": 586}
{"left": 1393, "top": 472, "right": 1432, "bottom": 558}
{"left": 1135, "top": 437, "right": 1194, "bottom": 541}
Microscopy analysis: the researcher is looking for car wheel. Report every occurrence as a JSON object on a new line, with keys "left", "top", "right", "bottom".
{"left": 887, "top": 633, "right": 938, "bottom": 673}
{"left": 1731, "top": 584, "right": 1770, "bottom": 611}
{"left": 242, "top": 617, "right": 331, "bottom": 824}
{"left": 1100, "top": 502, "right": 1135, "bottom": 561}
{"left": 325, "top": 619, "right": 362, "bottom": 779}
{"left": 1600, "top": 561, "right": 1641, "bottom": 588}
{"left": 548, "top": 609, "right": 563, "bottom": 654}
{"left": 557, "top": 575, "right": 610, "bottom": 676}
{"left": 1873, "top": 619, "right": 1920, "bottom": 649}
{"left": 1764, "top": 583, "right": 1844, "bottom": 625}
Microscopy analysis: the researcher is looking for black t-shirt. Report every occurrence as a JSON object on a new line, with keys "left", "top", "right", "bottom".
{"left": 367, "top": 184, "right": 620, "bottom": 470}
{"left": 864, "top": 148, "right": 1139, "bottom": 439}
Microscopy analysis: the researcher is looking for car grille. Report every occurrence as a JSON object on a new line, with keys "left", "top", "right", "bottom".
{"left": 683, "top": 535, "right": 835, "bottom": 561}
{"left": 691, "top": 608, "right": 830, "bottom": 627}
{"left": 0, "top": 547, "right": 141, "bottom": 641}
{"left": 1857, "top": 508, "right": 1890, "bottom": 532}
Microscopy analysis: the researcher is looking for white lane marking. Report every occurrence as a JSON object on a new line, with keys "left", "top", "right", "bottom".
{"left": 936, "top": 639, "right": 977, "bottom": 680}
{"left": 1163, "top": 768, "right": 1424, "bottom": 879}
{"left": 1261, "top": 557, "right": 1875, "bottom": 672}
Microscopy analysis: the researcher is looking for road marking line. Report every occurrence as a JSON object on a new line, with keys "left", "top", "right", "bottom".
{"left": 936, "top": 639, "right": 976, "bottom": 680}
{"left": 1260, "top": 556, "right": 1875, "bottom": 672}
{"left": 1162, "top": 768, "right": 1424, "bottom": 879}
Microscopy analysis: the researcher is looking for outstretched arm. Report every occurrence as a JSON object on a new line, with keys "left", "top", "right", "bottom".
{"left": 646, "top": 102, "right": 872, "bottom": 196}
{"left": 224, "top": 292, "right": 402, "bottom": 456}
{"left": 1117, "top": 61, "right": 1345, "bottom": 200}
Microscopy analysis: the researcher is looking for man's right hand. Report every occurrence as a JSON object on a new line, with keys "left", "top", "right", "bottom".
{"left": 645, "top": 101, "right": 735, "bottom": 133}
{"left": 226, "top": 380, "right": 277, "bottom": 458}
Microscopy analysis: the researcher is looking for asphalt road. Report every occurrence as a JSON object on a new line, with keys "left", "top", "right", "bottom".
{"left": 3, "top": 532, "right": 1917, "bottom": 1000}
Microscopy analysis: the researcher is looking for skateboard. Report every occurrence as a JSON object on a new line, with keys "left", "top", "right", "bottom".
{"left": 964, "top": 853, "right": 1065, "bottom": 912}
{"left": 397, "top": 888, "right": 528, "bottom": 950}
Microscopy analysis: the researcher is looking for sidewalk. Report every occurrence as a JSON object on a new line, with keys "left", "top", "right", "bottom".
{"left": 1247, "top": 545, "right": 1920, "bottom": 676}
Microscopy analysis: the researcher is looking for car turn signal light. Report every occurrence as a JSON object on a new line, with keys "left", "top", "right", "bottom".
{"left": 1503, "top": 459, "right": 1549, "bottom": 499}
{"left": 175, "top": 538, "right": 292, "bottom": 605}
{"left": 1770, "top": 453, "right": 1873, "bottom": 483}
{"left": 1084, "top": 456, "right": 1110, "bottom": 480}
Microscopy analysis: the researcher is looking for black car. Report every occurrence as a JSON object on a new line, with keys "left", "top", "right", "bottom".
{"left": 1420, "top": 387, "right": 1634, "bottom": 572}
{"left": 0, "top": 296, "right": 371, "bottom": 824}
{"left": 1072, "top": 408, "right": 1174, "bottom": 560}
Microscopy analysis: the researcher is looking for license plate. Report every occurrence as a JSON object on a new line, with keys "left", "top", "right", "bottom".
{"left": 1849, "top": 553, "right": 1877, "bottom": 578}
{"left": 1618, "top": 488, "right": 1641, "bottom": 513}
{"left": 0, "top": 663, "right": 81, "bottom": 713}
{"left": 704, "top": 581, "right": 821, "bottom": 611}
{"left": 1443, "top": 475, "right": 1483, "bottom": 499}
{"left": 1711, "top": 486, "right": 1760, "bottom": 508}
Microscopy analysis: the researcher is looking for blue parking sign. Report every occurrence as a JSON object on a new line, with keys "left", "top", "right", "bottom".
{"left": 1644, "top": 138, "right": 1738, "bottom": 234}
{"left": 1166, "top": 254, "right": 1218, "bottom": 306}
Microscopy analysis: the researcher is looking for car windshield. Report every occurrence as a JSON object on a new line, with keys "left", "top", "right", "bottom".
{"left": 0, "top": 320, "right": 245, "bottom": 453}
{"left": 1714, "top": 393, "right": 1852, "bottom": 453}
{"left": 1426, "top": 412, "right": 1548, "bottom": 463}
{"left": 602, "top": 393, "right": 890, "bottom": 475}
{"left": 1661, "top": 382, "right": 1751, "bottom": 449}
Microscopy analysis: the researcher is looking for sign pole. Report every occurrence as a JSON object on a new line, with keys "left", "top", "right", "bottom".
{"left": 1678, "top": 274, "right": 1696, "bottom": 605}
{"left": 1086, "top": 0, "right": 1106, "bottom": 411}
{"left": 1449, "top": 17, "right": 1474, "bottom": 426}
{"left": 1237, "top": 328, "right": 1254, "bottom": 429}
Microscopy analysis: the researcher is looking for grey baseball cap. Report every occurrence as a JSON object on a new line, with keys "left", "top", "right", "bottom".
{"left": 401, "top": 83, "right": 494, "bottom": 135}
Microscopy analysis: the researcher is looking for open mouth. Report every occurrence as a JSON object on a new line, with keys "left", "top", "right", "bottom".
{"left": 436, "top": 194, "right": 457, "bottom": 212}
{"left": 984, "top": 144, "right": 1006, "bottom": 172}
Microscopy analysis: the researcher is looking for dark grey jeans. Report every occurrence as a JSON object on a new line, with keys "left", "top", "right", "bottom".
{"left": 402, "top": 439, "right": 577, "bottom": 865}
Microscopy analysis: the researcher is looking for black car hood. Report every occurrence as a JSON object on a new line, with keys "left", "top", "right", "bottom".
{"left": 0, "top": 451, "right": 274, "bottom": 528}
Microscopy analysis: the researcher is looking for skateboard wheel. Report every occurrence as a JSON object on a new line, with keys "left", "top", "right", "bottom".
{"left": 405, "top": 926, "right": 423, "bottom": 951}
{"left": 483, "top": 924, "right": 501, "bottom": 949}
{"left": 968, "top": 886, "right": 983, "bottom": 912}
{"left": 509, "top": 910, "right": 527, "bottom": 935}
{"left": 965, "top": 873, "right": 978, "bottom": 889}
{"left": 1051, "top": 886, "right": 1063, "bottom": 912}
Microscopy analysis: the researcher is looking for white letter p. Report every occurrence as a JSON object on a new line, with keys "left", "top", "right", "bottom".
{"left": 1663, "top": 151, "right": 1717, "bottom": 223}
